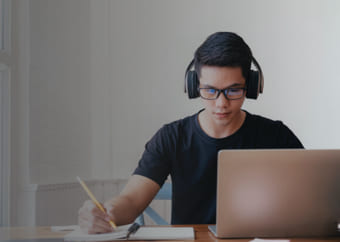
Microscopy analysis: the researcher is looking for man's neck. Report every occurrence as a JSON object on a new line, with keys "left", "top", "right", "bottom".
{"left": 198, "top": 110, "right": 246, "bottom": 139}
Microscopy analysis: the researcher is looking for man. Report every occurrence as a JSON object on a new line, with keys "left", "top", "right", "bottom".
{"left": 78, "top": 32, "right": 303, "bottom": 233}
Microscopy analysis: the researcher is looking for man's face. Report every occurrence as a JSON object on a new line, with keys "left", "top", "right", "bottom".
{"left": 199, "top": 65, "right": 246, "bottom": 128}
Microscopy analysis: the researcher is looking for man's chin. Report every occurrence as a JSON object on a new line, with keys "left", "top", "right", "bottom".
{"left": 213, "top": 112, "right": 233, "bottom": 121}
{"left": 213, "top": 117, "right": 231, "bottom": 126}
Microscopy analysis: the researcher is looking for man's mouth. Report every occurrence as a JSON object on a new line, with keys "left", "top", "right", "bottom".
{"left": 214, "top": 112, "right": 231, "bottom": 118}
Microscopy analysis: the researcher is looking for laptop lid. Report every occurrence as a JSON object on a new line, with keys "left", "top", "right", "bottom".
{"left": 215, "top": 149, "right": 340, "bottom": 238}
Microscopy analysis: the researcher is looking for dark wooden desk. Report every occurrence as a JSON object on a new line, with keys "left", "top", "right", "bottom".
{"left": 0, "top": 225, "right": 339, "bottom": 242}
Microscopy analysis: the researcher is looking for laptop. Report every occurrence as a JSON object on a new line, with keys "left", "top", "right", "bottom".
{"left": 209, "top": 149, "right": 340, "bottom": 238}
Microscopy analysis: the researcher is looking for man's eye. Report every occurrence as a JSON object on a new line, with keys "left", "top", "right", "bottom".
{"left": 206, "top": 89, "right": 217, "bottom": 94}
{"left": 229, "top": 88, "right": 242, "bottom": 94}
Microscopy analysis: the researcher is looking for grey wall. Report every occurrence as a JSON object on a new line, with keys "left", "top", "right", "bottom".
{"left": 13, "top": 0, "right": 340, "bottom": 186}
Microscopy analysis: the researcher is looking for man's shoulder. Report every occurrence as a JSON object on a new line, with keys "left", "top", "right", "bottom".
{"left": 244, "top": 111, "right": 293, "bottom": 136}
{"left": 244, "top": 111, "right": 303, "bottom": 148}
{"left": 245, "top": 111, "right": 285, "bottom": 128}
{"left": 162, "top": 111, "right": 198, "bottom": 132}
{"left": 147, "top": 111, "right": 199, "bottom": 150}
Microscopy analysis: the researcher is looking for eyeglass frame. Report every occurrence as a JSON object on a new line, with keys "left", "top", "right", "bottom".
{"left": 197, "top": 86, "right": 247, "bottom": 100}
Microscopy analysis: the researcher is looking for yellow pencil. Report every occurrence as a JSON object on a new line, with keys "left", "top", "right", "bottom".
{"left": 76, "top": 176, "right": 117, "bottom": 229}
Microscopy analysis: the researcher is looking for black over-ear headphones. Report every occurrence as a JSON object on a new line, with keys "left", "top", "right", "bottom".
{"left": 184, "top": 57, "right": 264, "bottom": 99}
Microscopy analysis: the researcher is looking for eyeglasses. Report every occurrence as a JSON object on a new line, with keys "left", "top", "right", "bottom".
{"left": 198, "top": 87, "right": 246, "bottom": 100}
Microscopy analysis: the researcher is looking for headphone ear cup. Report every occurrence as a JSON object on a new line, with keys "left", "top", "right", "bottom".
{"left": 246, "top": 70, "right": 260, "bottom": 99}
{"left": 186, "top": 71, "right": 200, "bottom": 99}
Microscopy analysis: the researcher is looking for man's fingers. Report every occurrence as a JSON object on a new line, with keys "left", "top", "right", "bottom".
{"left": 81, "top": 200, "right": 107, "bottom": 217}
{"left": 79, "top": 215, "right": 113, "bottom": 234}
{"left": 78, "top": 200, "right": 114, "bottom": 234}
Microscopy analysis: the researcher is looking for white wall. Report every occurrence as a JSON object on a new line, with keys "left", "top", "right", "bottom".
{"left": 12, "top": 0, "right": 340, "bottom": 191}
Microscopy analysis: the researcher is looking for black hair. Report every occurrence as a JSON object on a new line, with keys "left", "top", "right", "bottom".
{"left": 191, "top": 32, "right": 253, "bottom": 79}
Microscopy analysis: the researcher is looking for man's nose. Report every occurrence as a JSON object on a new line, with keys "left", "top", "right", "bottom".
{"left": 215, "top": 92, "right": 229, "bottom": 107}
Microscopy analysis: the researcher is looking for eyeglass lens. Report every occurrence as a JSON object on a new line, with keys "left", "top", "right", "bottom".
{"left": 199, "top": 88, "right": 245, "bottom": 100}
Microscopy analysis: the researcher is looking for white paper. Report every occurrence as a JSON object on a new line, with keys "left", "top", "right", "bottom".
{"left": 64, "top": 225, "right": 194, "bottom": 241}
{"left": 250, "top": 239, "right": 290, "bottom": 242}
{"left": 130, "top": 227, "right": 194, "bottom": 240}
{"left": 64, "top": 224, "right": 130, "bottom": 241}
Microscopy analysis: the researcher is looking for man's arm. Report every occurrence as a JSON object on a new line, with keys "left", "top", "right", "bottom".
{"left": 105, "top": 175, "right": 161, "bottom": 225}
{"left": 78, "top": 174, "right": 160, "bottom": 234}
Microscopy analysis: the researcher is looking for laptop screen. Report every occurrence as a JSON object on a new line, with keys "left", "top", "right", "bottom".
{"left": 215, "top": 149, "right": 340, "bottom": 238}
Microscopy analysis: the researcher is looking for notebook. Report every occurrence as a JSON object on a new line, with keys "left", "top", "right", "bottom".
{"left": 209, "top": 149, "right": 340, "bottom": 238}
{"left": 64, "top": 224, "right": 194, "bottom": 241}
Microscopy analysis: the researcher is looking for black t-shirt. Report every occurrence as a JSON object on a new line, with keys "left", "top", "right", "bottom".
{"left": 133, "top": 110, "right": 304, "bottom": 224}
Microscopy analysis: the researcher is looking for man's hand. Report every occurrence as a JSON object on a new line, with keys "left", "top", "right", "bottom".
{"left": 78, "top": 200, "right": 115, "bottom": 234}
{"left": 78, "top": 175, "right": 160, "bottom": 233}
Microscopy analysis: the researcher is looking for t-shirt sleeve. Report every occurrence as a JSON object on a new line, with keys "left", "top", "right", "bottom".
{"left": 276, "top": 121, "right": 304, "bottom": 148}
{"left": 133, "top": 124, "right": 175, "bottom": 187}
